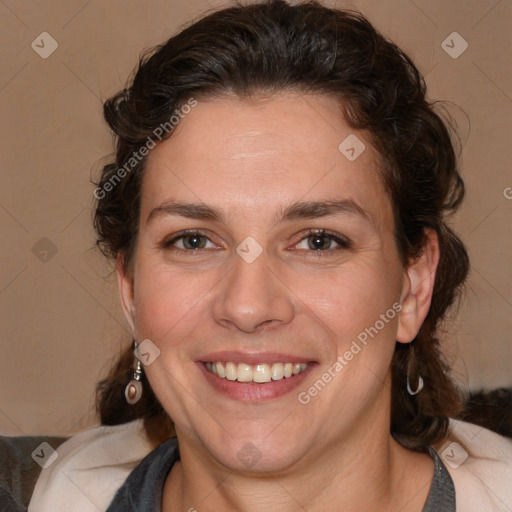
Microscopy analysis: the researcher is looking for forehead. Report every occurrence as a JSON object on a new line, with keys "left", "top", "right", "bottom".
{"left": 141, "top": 92, "right": 392, "bottom": 228}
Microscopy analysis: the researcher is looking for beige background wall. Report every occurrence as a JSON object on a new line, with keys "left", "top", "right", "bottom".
{"left": 1, "top": 0, "right": 510, "bottom": 436}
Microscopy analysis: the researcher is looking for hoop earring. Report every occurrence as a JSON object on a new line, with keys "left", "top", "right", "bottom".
{"left": 125, "top": 340, "right": 143, "bottom": 405}
{"left": 406, "top": 355, "right": 424, "bottom": 396}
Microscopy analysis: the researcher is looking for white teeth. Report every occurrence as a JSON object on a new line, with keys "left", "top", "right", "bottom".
{"left": 271, "top": 363, "right": 284, "bottom": 380}
{"left": 253, "top": 364, "right": 271, "bottom": 383}
{"left": 215, "top": 362, "right": 225, "bottom": 378}
{"left": 205, "top": 361, "right": 309, "bottom": 383}
{"left": 237, "top": 363, "right": 252, "bottom": 382}
{"left": 225, "top": 362, "right": 237, "bottom": 381}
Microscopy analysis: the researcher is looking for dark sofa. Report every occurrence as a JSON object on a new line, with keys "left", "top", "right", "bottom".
{"left": 0, "top": 435, "right": 68, "bottom": 512}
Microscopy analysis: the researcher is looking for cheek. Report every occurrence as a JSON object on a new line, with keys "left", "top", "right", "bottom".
{"left": 132, "top": 265, "right": 218, "bottom": 342}
{"left": 293, "top": 262, "right": 401, "bottom": 346}
{"left": 287, "top": 266, "right": 401, "bottom": 423}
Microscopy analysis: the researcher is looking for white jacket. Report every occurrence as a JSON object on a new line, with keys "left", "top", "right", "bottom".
{"left": 29, "top": 418, "right": 512, "bottom": 511}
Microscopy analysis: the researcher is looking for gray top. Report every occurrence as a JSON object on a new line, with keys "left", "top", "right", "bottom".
{"left": 423, "top": 446, "right": 456, "bottom": 511}
{"left": 105, "top": 438, "right": 455, "bottom": 511}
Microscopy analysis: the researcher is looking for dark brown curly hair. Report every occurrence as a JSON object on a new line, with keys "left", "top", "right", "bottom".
{"left": 94, "top": 0, "right": 469, "bottom": 450}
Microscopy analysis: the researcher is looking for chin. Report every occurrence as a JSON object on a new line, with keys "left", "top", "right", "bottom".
{"left": 195, "top": 424, "right": 307, "bottom": 474}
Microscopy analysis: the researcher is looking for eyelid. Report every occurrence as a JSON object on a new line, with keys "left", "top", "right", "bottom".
{"left": 159, "top": 229, "right": 222, "bottom": 250}
{"left": 291, "top": 228, "right": 352, "bottom": 251}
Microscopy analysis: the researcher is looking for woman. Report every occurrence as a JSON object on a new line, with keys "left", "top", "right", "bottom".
{"left": 29, "top": 0, "right": 512, "bottom": 510}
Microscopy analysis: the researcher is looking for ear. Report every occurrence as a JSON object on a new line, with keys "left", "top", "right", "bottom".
{"left": 396, "top": 229, "right": 440, "bottom": 344}
{"left": 117, "top": 253, "right": 136, "bottom": 334}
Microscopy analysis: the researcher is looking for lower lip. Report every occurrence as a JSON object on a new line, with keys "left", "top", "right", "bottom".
{"left": 197, "top": 362, "right": 316, "bottom": 402}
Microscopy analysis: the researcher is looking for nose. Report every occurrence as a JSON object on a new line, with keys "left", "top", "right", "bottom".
{"left": 212, "top": 251, "right": 295, "bottom": 334}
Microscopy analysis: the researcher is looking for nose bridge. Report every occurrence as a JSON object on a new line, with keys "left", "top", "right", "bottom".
{"left": 213, "top": 248, "right": 294, "bottom": 333}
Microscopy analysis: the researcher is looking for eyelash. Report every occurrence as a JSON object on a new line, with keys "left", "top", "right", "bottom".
{"left": 294, "top": 229, "right": 352, "bottom": 253}
{"left": 159, "top": 228, "right": 351, "bottom": 255}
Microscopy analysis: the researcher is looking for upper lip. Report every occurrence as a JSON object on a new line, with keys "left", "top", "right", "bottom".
{"left": 198, "top": 351, "right": 314, "bottom": 365}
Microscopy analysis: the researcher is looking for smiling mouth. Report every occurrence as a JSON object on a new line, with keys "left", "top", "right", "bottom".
{"left": 204, "top": 361, "right": 309, "bottom": 383}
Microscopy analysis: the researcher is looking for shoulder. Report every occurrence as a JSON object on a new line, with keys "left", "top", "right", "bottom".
{"left": 435, "top": 419, "right": 512, "bottom": 512}
{"left": 28, "top": 420, "right": 154, "bottom": 512}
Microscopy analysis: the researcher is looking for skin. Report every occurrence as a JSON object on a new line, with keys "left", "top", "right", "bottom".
{"left": 118, "top": 92, "right": 440, "bottom": 511}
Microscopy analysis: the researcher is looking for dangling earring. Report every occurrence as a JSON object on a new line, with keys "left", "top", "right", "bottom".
{"left": 406, "top": 347, "right": 424, "bottom": 396}
{"left": 125, "top": 340, "right": 143, "bottom": 404}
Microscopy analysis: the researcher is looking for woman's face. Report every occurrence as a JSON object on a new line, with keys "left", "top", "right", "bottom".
{"left": 119, "top": 92, "right": 433, "bottom": 472}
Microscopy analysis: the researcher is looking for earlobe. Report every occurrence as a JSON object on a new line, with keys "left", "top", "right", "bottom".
{"left": 396, "top": 229, "right": 440, "bottom": 344}
{"left": 116, "top": 254, "right": 136, "bottom": 333}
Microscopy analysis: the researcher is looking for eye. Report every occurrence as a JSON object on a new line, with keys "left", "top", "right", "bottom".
{"left": 161, "top": 231, "right": 218, "bottom": 251}
{"left": 294, "top": 229, "right": 350, "bottom": 252}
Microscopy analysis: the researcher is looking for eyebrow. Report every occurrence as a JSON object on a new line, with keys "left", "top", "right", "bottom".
{"left": 146, "top": 201, "right": 224, "bottom": 225}
{"left": 146, "top": 199, "right": 371, "bottom": 226}
{"left": 276, "top": 199, "right": 371, "bottom": 224}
